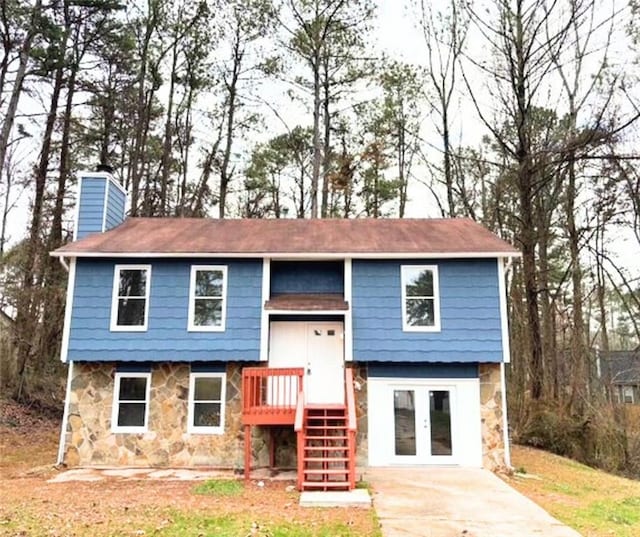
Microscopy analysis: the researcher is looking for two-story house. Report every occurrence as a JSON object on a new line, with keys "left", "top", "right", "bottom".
{"left": 52, "top": 171, "right": 519, "bottom": 491}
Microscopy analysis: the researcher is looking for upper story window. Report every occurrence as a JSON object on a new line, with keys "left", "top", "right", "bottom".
{"left": 401, "top": 265, "right": 441, "bottom": 332}
{"left": 188, "top": 265, "right": 227, "bottom": 331}
{"left": 111, "top": 372, "right": 151, "bottom": 433}
{"left": 110, "top": 265, "right": 151, "bottom": 331}
{"left": 188, "top": 372, "right": 226, "bottom": 434}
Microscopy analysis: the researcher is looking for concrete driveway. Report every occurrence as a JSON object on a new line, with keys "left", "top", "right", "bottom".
{"left": 365, "top": 467, "right": 582, "bottom": 537}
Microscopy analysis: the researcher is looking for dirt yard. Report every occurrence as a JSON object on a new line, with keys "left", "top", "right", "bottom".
{"left": 0, "top": 400, "right": 379, "bottom": 537}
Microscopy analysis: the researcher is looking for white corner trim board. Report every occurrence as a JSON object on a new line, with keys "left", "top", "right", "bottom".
{"left": 344, "top": 258, "right": 353, "bottom": 362}
{"left": 59, "top": 258, "right": 76, "bottom": 363}
{"left": 259, "top": 258, "right": 270, "bottom": 362}
{"left": 497, "top": 258, "right": 511, "bottom": 364}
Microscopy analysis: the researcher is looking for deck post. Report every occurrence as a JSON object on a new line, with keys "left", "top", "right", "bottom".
{"left": 269, "top": 427, "right": 276, "bottom": 469}
{"left": 244, "top": 424, "right": 251, "bottom": 481}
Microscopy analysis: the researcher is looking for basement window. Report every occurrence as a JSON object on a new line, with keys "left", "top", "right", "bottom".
{"left": 111, "top": 372, "right": 151, "bottom": 433}
{"left": 188, "top": 373, "right": 226, "bottom": 434}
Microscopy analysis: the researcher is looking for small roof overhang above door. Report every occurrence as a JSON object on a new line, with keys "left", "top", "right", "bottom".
{"left": 265, "top": 293, "right": 349, "bottom": 311}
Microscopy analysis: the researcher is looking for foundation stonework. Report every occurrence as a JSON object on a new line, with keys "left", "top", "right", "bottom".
{"left": 479, "top": 362, "right": 507, "bottom": 471}
{"left": 64, "top": 362, "right": 273, "bottom": 468}
{"left": 351, "top": 364, "right": 368, "bottom": 466}
{"left": 64, "top": 361, "right": 506, "bottom": 471}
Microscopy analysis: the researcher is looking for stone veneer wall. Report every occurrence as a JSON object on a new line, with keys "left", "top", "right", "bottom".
{"left": 350, "top": 365, "right": 368, "bottom": 466}
{"left": 479, "top": 362, "right": 507, "bottom": 471}
{"left": 64, "top": 362, "right": 276, "bottom": 468}
{"left": 64, "top": 361, "right": 504, "bottom": 470}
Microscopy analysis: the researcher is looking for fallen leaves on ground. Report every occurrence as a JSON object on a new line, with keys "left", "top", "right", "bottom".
{"left": 0, "top": 399, "right": 379, "bottom": 537}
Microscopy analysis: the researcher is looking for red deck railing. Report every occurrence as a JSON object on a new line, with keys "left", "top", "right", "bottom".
{"left": 242, "top": 367, "right": 305, "bottom": 426}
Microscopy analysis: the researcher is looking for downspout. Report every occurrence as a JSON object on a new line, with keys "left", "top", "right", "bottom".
{"left": 501, "top": 256, "right": 514, "bottom": 469}
{"left": 56, "top": 255, "right": 71, "bottom": 466}
{"left": 500, "top": 362, "right": 511, "bottom": 469}
{"left": 56, "top": 360, "right": 74, "bottom": 466}
{"left": 59, "top": 256, "right": 69, "bottom": 272}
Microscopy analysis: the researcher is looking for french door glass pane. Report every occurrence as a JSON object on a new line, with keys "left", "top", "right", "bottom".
{"left": 429, "top": 390, "right": 452, "bottom": 456}
{"left": 394, "top": 390, "right": 416, "bottom": 456}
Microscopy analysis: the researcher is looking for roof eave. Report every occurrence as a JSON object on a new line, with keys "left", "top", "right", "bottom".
{"left": 50, "top": 250, "right": 522, "bottom": 259}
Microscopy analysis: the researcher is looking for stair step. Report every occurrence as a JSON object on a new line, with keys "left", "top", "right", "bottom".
{"left": 303, "top": 457, "right": 350, "bottom": 463}
{"left": 304, "top": 468, "right": 349, "bottom": 475}
{"left": 302, "top": 481, "right": 350, "bottom": 489}
{"left": 304, "top": 445, "right": 348, "bottom": 452}
{"left": 305, "top": 425, "right": 347, "bottom": 430}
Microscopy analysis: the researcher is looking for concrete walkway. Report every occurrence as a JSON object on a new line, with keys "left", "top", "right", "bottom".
{"left": 366, "top": 467, "right": 582, "bottom": 537}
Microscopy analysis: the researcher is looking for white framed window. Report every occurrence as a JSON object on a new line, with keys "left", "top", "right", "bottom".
{"left": 111, "top": 372, "right": 151, "bottom": 433}
{"left": 188, "top": 372, "right": 226, "bottom": 434}
{"left": 623, "top": 386, "right": 635, "bottom": 404}
{"left": 401, "top": 265, "right": 441, "bottom": 332}
{"left": 110, "top": 264, "right": 151, "bottom": 331}
{"left": 188, "top": 265, "right": 227, "bottom": 331}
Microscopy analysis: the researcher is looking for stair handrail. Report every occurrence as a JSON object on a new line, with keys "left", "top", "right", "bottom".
{"left": 345, "top": 367, "right": 357, "bottom": 489}
{"left": 294, "top": 388, "right": 305, "bottom": 432}
{"left": 345, "top": 367, "right": 357, "bottom": 432}
{"left": 294, "top": 388, "right": 305, "bottom": 491}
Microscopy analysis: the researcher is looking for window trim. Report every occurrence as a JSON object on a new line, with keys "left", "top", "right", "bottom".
{"left": 401, "top": 265, "right": 441, "bottom": 332}
{"left": 111, "top": 372, "right": 151, "bottom": 433}
{"left": 187, "top": 372, "right": 226, "bottom": 434}
{"left": 187, "top": 265, "right": 228, "bottom": 332}
{"left": 110, "top": 264, "right": 152, "bottom": 332}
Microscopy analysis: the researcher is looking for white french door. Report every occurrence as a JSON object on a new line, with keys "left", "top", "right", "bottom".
{"left": 391, "top": 386, "right": 456, "bottom": 464}
{"left": 367, "top": 378, "right": 482, "bottom": 467}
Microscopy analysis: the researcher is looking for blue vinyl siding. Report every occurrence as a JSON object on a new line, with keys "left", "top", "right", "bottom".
{"left": 352, "top": 259, "right": 503, "bottom": 363}
{"left": 76, "top": 175, "right": 126, "bottom": 238}
{"left": 104, "top": 180, "right": 126, "bottom": 231}
{"left": 367, "top": 362, "right": 478, "bottom": 378}
{"left": 76, "top": 178, "right": 106, "bottom": 239}
{"left": 270, "top": 261, "right": 343, "bottom": 295}
{"left": 68, "top": 258, "right": 262, "bottom": 361}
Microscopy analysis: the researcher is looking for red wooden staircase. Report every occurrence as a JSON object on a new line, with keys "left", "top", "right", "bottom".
{"left": 295, "top": 369, "right": 357, "bottom": 491}
{"left": 241, "top": 366, "right": 357, "bottom": 491}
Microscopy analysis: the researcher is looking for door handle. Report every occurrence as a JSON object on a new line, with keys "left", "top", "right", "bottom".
{"left": 423, "top": 419, "right": 429, "bottom": 428}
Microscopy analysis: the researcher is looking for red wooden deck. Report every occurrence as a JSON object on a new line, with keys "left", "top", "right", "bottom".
{"left": 242, "top": 366, "right": 357, "bottom": 491}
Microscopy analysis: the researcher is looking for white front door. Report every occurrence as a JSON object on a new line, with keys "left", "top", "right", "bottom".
{"left": 269, "top": 321, "right": 345, "bottom": 405}
{"left": 367, "top": 378, "right": 482, "bottom": 467}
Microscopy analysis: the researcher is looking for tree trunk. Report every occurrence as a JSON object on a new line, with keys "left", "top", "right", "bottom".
{"left": 14, "top": 41, "right": 67, "bottom": 400}
{"left": 0, "top": 0, "right": 42, "bottom": 186}
{"left": 159, "top": 41, "right": 178, "bottom": 216}
{"left": 320, "top": 55, "right": 331, "bottom": 217}
{"left": 219, "top": 24, "right": 242, "bottom": 219}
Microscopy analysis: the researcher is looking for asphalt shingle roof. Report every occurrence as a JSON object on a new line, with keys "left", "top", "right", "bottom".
{"left": 53, "top": 217, "right": 519, "bottom": 258}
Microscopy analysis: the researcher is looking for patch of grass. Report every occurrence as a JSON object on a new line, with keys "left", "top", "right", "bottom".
{"left": 192, "top": 478, "right": 244, "bottom": 496}
{"left": 509, "top": 445, "right": 640, "bottom": 537}
{"left": 153, "top": 512, "right": 378, "bottom": 537}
